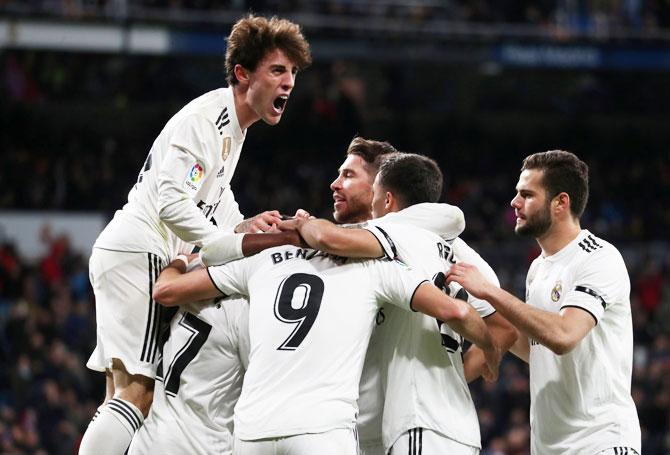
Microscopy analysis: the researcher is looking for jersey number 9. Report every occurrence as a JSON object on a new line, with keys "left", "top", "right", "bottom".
{"left": 274, "top": 273, "right": 324, "bottom": 351}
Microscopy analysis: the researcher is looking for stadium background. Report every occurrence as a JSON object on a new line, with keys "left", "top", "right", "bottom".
{"left": 0, "top": 1, "right": 668, "bottom": 453}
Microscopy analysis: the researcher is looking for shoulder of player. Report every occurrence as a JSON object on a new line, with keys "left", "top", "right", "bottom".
{"left": 575, "top": 232, "right": 624, "bottom": 264}
{"left": 175, "top": 89, "right": 234, "bottom": 127}
{"left": 568, "top": 235, "right": 629, "bottom": 287}
{"left": 450, "top": 237, "right": 476, "bottom": 259}
{"left": 262, "top": 245, "right": 349, "bottom": 268}
{"left": 369, "top": 219, "right": 440, "bottom": 244}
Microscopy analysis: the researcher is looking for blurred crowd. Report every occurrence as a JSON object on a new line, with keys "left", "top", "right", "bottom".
{"left": 1, "top": 51, "right": 669, "bottom": 243}
{"left": 3, "top": 0, "right": 670, "bottom": 34}
{"left": 0, "top": 234, "right": 101, "bottom": 454}
{"left": 1, "top": 41, "right": 669, "bottom": 453}
{"left": 0, "top": 226, "right": 668, "bottom": 454}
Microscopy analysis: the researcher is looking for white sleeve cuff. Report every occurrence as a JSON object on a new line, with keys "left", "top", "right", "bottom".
{"left": 200, "top": 232, "right": 245, "bottom": 266}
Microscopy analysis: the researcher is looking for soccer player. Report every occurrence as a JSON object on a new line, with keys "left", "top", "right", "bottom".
{"left": 127, "top": 293, "right": 249, "bottom": 455}
{"left": 448, "top": 151, "right": 641, "bottom": 454}
{"left": 150, "top": 242, "right": 498, "bottom": 454}
{"left": 79, "top": 15, "right": 312, "bottom": 455}
{"left": 283, "top": 152, "right": 517, "bottom": 454}
{"left": 327, "top": 138, "right": 468, "bottom": 455}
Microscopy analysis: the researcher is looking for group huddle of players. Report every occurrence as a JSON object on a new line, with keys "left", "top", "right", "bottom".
{"left": 77, "top": 14, "right": 642, "bottom": 455}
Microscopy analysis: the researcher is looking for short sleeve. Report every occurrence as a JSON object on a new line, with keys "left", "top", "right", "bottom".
{"left": 207, "top": 255, "right": 258, "bottom": 298}
{"left": 363, "top": 222, "right": 413, "bottom": 260}
{"left": 371, "top": 259, "right": 428, "bottom": 311}
{"left": 560, "top": 248, "right": 629, "bottom": 324}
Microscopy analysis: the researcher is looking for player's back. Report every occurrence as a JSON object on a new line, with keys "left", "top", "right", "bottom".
{"left": 365, "top": 219, "right": 494, "bottom": 450}
{"left": 207, "top": 246, "right": 424, "bottom": 441}
{"left": 128, "top": 296, "right": 249, "bottom": 455}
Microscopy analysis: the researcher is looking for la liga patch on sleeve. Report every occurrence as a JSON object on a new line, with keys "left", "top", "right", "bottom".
{"left": 184, "top": 162, "right": 205, "bottom": 192}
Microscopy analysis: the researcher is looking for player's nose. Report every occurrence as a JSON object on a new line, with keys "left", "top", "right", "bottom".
{"left": 281, "top": 72, "right": 295, "bottom": 91}
{"left": 510, "top": 194, "right": 521, "bottom": 209}
{"left": 330, "top": 175, "right": 342, "bottom": 191}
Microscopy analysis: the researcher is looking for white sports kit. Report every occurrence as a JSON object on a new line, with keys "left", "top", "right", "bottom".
{"left": 128, "top": 297, "right": 250, "bottom": 455}
{"left": 362, "top": 218, "right": 497, "bottom": 454}
{"left": 354, "top": 203, "right": 466, "bottom": 454}
{"left": 88, "top": 87, "right": 246, "bottom": 378}
{"left": 526, "top": 229, "right": 640, "bottom": 454}
{"left": 207, "top": 245, "right": 429, "bottom": 454}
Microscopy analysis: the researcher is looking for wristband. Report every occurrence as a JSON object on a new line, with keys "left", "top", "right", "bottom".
{"left": 186, "top": 254, "right": 204, "bottom": 272}
{"left": 174, "top": 254, "right": 189, "bottom": 270}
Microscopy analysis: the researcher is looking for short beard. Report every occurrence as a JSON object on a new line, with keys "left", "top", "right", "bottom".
{"left": 515, "top": 202, "right": 552, "bottom": 238}
{"left": 333, "top": 204, "right": 371, "bottom": 225}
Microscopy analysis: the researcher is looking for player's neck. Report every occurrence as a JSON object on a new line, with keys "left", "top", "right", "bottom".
{"left": 232, "top": 85, "right": 258, "bottom": 131}
{"left": 537, "top": 218, "right": 582, "bottom": 257}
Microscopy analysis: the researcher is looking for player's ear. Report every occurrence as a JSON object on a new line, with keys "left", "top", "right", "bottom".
{"left": 554, "top": 192, "right": 570, "bottom": 213}
{"left": 384, "top": 191, "right": 394, "bottom": 210}
{"left": 234, "top": 64, "right": 251, "bottom": 85}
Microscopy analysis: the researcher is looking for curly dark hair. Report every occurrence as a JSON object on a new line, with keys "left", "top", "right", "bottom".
{"left": 225, "top": 15, "right": 312, "bottom": 86}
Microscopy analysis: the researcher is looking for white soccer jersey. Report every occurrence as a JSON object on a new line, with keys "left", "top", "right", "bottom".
{"left": 526, "top": 229, "right": 640, "bottom": 454}
{"left": 363, "top": 219, "right": 497, "bottom": 451}
{"left": 95, "top": 87, "right": 245, "bottom": 260}
{"left": 128, "top": 296, "right": 249, "bottom": 455}
{"left": 353, "top": 202, "right": 466, "bottom": 446}
{"left": 207, "top": 246, "right": 427, "bottom": 441}
{"left": 170, "top": 185, "right": 245, "bottom": 256}
{"left": 372, "top": 202, "right": 465, "bottom": 241}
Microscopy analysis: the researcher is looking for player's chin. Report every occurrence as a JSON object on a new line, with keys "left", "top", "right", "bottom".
{"left": 333, "top": 207, "right": 347, "bottom": 223}
{"left": 262, "top": 113, "right": 283, "bottom": 125}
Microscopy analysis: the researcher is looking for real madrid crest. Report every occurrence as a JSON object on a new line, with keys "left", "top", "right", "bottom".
{"left": 222, "top": 137, "right": 232, "bottom": 161}
{"left": 551, "top": 281, "right": 562, "bottom": 302}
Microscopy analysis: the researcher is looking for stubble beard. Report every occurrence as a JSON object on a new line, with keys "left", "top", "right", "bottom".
{"left": 514, "top": 202, "right": 552, "bottom": 238}
{"left": 333, "top": 199, "right": 372, "bottom": 225}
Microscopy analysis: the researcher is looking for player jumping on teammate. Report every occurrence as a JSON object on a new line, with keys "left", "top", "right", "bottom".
{"left": 79, "top": 15, "right": 311, "bottom": 455}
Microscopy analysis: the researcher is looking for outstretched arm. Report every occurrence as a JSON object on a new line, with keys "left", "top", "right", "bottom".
{"left": 241, "top": 231, "right": 306, "bottom": 256}
{"left": 153, "top": 257, "right": 222, "bottom": 306}
{"left": 448, "top": 263, "right": 595, "bottom": 355}
{"left": 280, "top": 218, "right": 385, "bottom": 258}
{"left": 200, "top": 227, "right": 306, "bottom": 267}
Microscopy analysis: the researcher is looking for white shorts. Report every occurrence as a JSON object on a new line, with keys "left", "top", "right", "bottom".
{"left": 595, "top": 448, "right": 639, "bottom": 455}
{"left": 234, "top": 428, "right": 358, "bottom": 455}
{"left": 86, "top": 248, "right": 166, "bottom": 378}
{"left": 389, "top": 428, "right": 479, "bottom": 455}
{"left": 359, "top": 439, "right": 385, "bottom": 455}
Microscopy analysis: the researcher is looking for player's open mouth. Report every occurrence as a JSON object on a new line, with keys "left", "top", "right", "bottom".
{"left": 273, "top": 95, "right": 288, "bottom": 113}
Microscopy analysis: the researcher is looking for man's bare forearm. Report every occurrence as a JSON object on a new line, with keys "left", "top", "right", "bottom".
{"left": 445, "top": 304, "right": 493, "bottom": 350}
{"left": 241, "top": 231, "right": 304, "bottom": 257}
{"left": 298, "top": 218, "right": 383, "bottom": 258}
